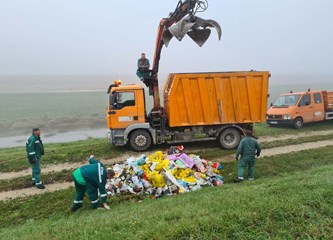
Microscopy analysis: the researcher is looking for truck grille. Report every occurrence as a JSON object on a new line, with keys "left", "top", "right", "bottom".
{"left": 267, "top": 115, "right": 282, "bottom": 119}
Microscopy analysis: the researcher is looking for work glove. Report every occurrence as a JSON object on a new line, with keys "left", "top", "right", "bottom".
{"left": 28, "top": 156, "right": 39, "bottom": 164}
{"left": 103, "top": 203, "right": 110, "bottom": 210}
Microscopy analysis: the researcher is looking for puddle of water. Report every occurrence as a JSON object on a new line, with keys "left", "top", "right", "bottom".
{"left": 0, "top": 129, "right": 109, "bottom": 148}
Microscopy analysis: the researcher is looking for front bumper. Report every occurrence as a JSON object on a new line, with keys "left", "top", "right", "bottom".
{"left": 266, "top": 119, "right": 294, "bottom": 126}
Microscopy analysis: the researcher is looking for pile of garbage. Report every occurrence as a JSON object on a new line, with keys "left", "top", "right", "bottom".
{"left": 106, "top": 146, "right": 223, "bottom": 198}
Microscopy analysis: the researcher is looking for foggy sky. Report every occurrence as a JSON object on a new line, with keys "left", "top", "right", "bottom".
{"left": 0, "top": 0, "right": 333, "bottom": 85}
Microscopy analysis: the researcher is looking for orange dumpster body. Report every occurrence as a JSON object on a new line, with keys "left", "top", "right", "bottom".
{"left": 164, "top": 71, "right": 270, "bottom": 127}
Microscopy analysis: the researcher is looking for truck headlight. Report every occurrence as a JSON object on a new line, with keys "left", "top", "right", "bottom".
{"left": 283, "top": 115, "right": 291, "bottom": 120}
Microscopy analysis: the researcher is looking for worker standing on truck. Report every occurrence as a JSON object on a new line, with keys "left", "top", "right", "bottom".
{"left": 136, "top": 53, "right": 151, "bottom": 85}
{"left": 234, "top": 129, "right": 261, "bottom": 183}
{"left": 71, "top": 155, "right": 115, "bottom": 212}
{"left": 26, "top": 127, "right": 45, "bottom": 189}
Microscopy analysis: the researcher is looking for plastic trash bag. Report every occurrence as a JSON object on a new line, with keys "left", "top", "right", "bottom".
{"left": 148, "top": 171, "right": 166, "bottom": 188}
{"left": 148, "top": 151, "right": 164, "bottom": 163}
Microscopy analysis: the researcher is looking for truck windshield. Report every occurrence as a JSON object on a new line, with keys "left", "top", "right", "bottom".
{"left": 273, "top": 94, "right": 301, "bottom": 106}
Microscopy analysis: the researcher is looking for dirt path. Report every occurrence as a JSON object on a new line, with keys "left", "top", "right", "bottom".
{"left": 0, "top": 154, "right": 135, "bottom": 181}
{"left": 1, "top": 139, "right": 333, "bottom": 201}
{"left": 258, "top": 129, "right": 333, "bottom": 143}
{"left": 218, "top": 139, "right": 333, "bottom": 162}
{"left": 175, "top": 129, "right": 333, "bottom": 152}
{"left": 0, "top": 182, "right": 73, "bottom": 201}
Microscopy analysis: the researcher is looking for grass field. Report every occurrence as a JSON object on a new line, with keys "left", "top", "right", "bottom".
{"left": 0, "top": 138, "right": 124, "bottom": 172}
{"left": 0, "top": 146, "right": 332, "bottom": 239}
{"left": 0, "top": 123, "right": 332, "bottom": 173}
{"left": 254, "top": 121, "right": 333, "bottom": 136}
{"left": 0, "top": 91, "right": 107, "bottom": 137}
{"left": 1, "top": 132, "right": 331, "bottom": 194}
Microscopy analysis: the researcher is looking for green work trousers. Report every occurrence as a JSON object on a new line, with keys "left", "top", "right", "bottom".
{"left": 30, "top": 160, "right": 42, "bottom": 186}
{"left": 238, "top": 156, "right": 256, "bottom": 180}
{"left": 72, "top": 176, "right": 100, "bottom": 211}
{"left": 136, "top": 69, "right": 150, "bottom": 80}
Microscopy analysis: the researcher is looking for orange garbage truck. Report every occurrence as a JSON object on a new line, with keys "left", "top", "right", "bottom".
{"left": 106, "top": 71, "right": 270, "bottom": 151}
{"left": 266, "top": 89, "right": 333, "bottom": 129}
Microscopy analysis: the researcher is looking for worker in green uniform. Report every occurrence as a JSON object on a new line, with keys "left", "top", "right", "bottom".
{"left": 234, "top": 129, "right": 261, "bottom": 183}
{"left": 71, "top": 155, "right": 115, "bottom": 212}
{"left": 136, "top": 53, "right": 151, "bottom": 83}
{"left": 26, "top": 127, "right": 45, "bottom": 189}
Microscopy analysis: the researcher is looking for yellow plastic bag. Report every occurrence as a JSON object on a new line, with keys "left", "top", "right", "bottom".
{"left": 184, "top": 176, "right": 196, "bottom": 183}
{"left": 155, "top": 159, "right": 170, "bottom": 172}
{"left": 148, "top": 171, "right": 166, "bottom": 188}
{"left": 172, "top": 168, "right": 192, "bottom": 179}
{"left": 148, "top": 151, "right": 164, "bottom": 163}
{"left": 141, "top": 163, "right": 151, "bottom": 174}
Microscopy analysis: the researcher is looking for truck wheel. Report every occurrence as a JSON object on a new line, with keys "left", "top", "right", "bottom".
{"left": 293, "top": 117, "right": 303, "bottom": 129}
{"left": 219, "top": 128, "right": 241, "bottom": 149}
{"left": 129, "top": 130, "right": 152, "bottom": 152}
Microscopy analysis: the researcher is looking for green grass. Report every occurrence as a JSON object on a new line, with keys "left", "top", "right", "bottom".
{"left": 0, "top": 146, "right": 333, "bottom": 239}
{"left": 1, "top": 129, "right": 332, "bottom": 174}
{"left": 3, "top": 133, "right": 331, "bottom": 192}
{"left": 254, "top": 121, "right": 333, "bottom": 137}
{"left": 0, "top": 138, "right": 123, "bottom": 172}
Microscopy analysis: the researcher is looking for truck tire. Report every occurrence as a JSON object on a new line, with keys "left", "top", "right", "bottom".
{"left": 293, "top": 117, "right": 303, "bottom": 129}
{"left": 218, "top": 128, "right": 241, "bottom": 149}
{"left": 129, "top": 129, "right": 152, "bottom": 152}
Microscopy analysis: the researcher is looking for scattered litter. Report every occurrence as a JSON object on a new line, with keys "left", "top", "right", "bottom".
{"left": 106, "top": 146, "right": 224, "bottom": 198}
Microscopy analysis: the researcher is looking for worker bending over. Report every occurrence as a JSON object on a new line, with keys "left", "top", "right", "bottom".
{"left": 26, "top": 127, "right": 45, "bottom": 189}
{"left": 136, "top": 53, "right": 151, "bottom": 85}
{"left": 234, "top": 129, "right": 261, "bottom": 183}
{"left": 71, "top": 156, "right": 115, "bottom": 212}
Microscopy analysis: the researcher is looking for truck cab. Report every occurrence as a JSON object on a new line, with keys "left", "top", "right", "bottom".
{"left": 106, "top": 83, "right": 155, "bottom": 148}
{"left": 266, "top": 90, "right": 327, "bottom": 129}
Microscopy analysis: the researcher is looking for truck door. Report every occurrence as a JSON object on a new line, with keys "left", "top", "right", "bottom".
{"left": 109, "top": 91, "right": 139, "bottom": 129}
{"left": 313, "top": 92, "right": 325, "bottom": 121}
{"left": 297, "top": 93, "right": 313, "bottom": 123}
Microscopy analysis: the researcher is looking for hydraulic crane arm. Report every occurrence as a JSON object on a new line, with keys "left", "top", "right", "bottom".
{"left": 151, "top": 0, "right": 222, "bottom": 109}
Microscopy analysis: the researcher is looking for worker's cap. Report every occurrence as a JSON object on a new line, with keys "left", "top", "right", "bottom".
{"left": 107, "top": 168, "right": 115, "bottom": 178}
{"left": 32, "top": 127, "right": 40, "bottom": 132}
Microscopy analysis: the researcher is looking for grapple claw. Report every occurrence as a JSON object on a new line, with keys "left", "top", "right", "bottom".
{"left": 162, "top": 15, "right": 222, "bottom": 47}
{"left": 168, "top": 19, "right": 196, "bottom": 41}
{"left": 187, "top": 28, "right": 211, "bottom": 47}
{"left": 162, "top": 30, "right": 173, "bottom": 47}
{"left": 191, "top": 17, "right": 222, "bottom": 41}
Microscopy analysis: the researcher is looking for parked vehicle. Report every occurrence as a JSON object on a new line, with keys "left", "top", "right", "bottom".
{"left": 266, "top": 89, "right": 333, "bottom": 129}
{"left": 106, "top": 71, "right": 270, "bottom": 151}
